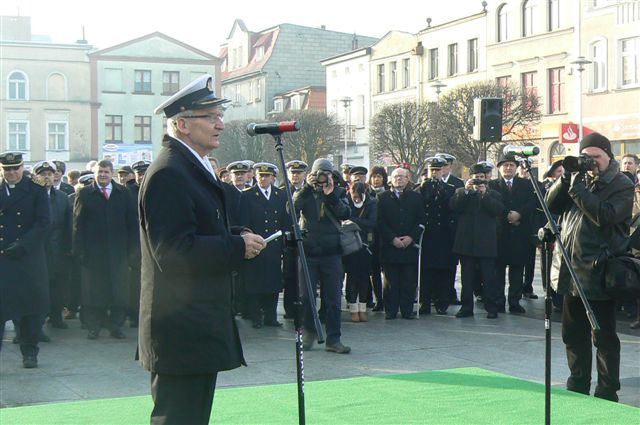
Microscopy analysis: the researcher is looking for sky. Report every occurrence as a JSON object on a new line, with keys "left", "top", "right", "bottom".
{"left": 1, "top": 0, "right": 481, "bottom": 54}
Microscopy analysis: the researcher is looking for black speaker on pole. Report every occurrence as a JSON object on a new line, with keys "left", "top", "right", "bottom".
{"left": 473, "top": 97, "right": 503, "bottom": 142}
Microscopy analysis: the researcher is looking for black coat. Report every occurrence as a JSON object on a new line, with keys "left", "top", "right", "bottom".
{"left": 73, "top": 180, "right": 137, "bottom": 308}
{"left": 57, "top": 181, "right": 75, "bottom": 196}
{"left": 488, "top": 177, "right": 538, "bottom": 266}
{"left": 420, "top": 179, "right": 457, "bottom": 269}
{"left": 0, "top": 178, "right": 51, "bottom": 320}
{"left": 138, "top": 135, "right": 246, "bottom": 375}
{"left": 377, "top": 188, "right": 425, "bottom": 264}
{"left": 239, "top": 185, "right": 289, "bottom": 294}
{"left": 450, "top": 187, "right": 504, "bottom": 258}
{"left": 45, "top": 188, "right": 72, "bottom": 279}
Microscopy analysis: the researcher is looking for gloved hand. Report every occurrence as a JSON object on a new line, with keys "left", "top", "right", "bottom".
{"left": 4, "top": 243, "right": 26, "bottom": 259}
{"left": 569, "top": 172, "right": 586, "bottom": 191}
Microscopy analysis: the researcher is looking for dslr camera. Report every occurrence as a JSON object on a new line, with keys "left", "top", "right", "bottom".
{"left": 470, "top": 178, "right": 487, "bottom": 186}
{"left": 311, "top": 170, "right": 332, "bottom": 191}
{"left": 563, "top": 154, "right": 597, "bottom": 173}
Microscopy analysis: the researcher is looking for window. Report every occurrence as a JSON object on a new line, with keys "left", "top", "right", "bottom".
{"left": 468, "top": 39, "right": 478, "bottom": 72}
{"left": 390, "top": 61, "right": 398, "bottom": 91}
{"left": 254, "top": 79, "right": 262, "bottom": 101}
{"left": 429, "top": 48, "right": 439, "bottom": 80}
{"left": 496, "top": 75, "right": 511, "bottom": 88}
{"left": 548, "top": 0, "right": 560, "bottom": 31}
{"left": 134, "top": 116, "right": 152, "bottom": 143}
{"left": 274, "top": 99, "right": 283, "bottom": 113}
{"left": 522, "top": 71, "right": 537, "bottom": 108}
{"left": 403, "top": 58, "right": 410, "bottom": 88}
{"left": 448, "top": 44, "right": 458, "bottom": 76}
{"left": 7, "top": 71, "right": 28, "bottom": 100}
{"left": 104, "top": 68, "right": 123, "bottom": 92}
{"left": 619, "top": 37, "right": 639, "bottom": 88}
{"left": 162, "top": 71, "right": 180, "bottom": 95}
{"left": 498, "top": 4, "right": 509, "bottom": 42}
{"left": 344, "top": 67, "right": 351, "bottom": 75}
{"left": 377, "top": 64, "right": 385, "bottom": 93}
{"left": 8, "top": 121, "right": 29, "bottom": 150}
{"left": 290, "top": 96, "right": 300, "bottom": 110}
{"left": 105, "top": 115, "right": 123, "bottom": 143}
{"left": 48, "top": 122, "right": 68, "bottom": 151}
{"left": 134, "top": 70, "right": 152, "bottom": 93}
{"left": 548, "top": 67, "right": 565, "bottom": 113}
{"left": 590, "top": 39, "right": 607, "bottom": 91}
{"left": 523, "top": 0, "right": 537, "bottom": 37}
{"left": 255, "top": 46, "right": 264, "bottom": 60}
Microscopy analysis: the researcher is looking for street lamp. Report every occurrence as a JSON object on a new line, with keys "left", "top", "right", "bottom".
{"left": 430, "top": 80, "right": 447, "bottom": 99}
{"left": 340, "top": 97, "right": 352, "bottom": 163}
{"left": 570, "top": 56, "right": 592, "bottom": 142}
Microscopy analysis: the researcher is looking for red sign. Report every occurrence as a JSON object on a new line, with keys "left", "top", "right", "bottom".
{"left": 560, "top": 123, "right": 594, "bottom": 143}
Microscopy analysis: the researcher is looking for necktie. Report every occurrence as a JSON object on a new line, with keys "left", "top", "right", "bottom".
{"left": 102, "top": 187, "right": 109, "bottom": 200}
{"left": 264, "top": 189, "right": 269, "bottom": 199}
{"left": 506, "top": 180, "right": 512, "bottom": 191}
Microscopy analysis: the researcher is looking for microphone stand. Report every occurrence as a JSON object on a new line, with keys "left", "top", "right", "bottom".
{"left": 519, "top": 158, "right": 600, "bottom": 425}
{"left": 271, "top": 133, "right": 324, "bottom": 425}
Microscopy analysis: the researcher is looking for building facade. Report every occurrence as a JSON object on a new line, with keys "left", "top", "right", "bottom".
{"left": 89, "top": 32, "right": 221, "bottom": 164}
{"left": 1, "top": 16, "right": 93, "bottom": 165}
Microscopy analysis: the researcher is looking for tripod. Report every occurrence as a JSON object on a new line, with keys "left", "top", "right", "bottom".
{"left": 270, "top": 133, "right": 324, "bottom": 425}
{"left": 519, "top": 158, "right": 600, "bottom": 425}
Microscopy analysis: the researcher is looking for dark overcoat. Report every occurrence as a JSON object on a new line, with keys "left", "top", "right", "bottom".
{"left": 0, "top": 177, "right": 51, "bottom": 320}
{"left": 58, "top": 181, "right": 75, "bottom": 196}
{"left": 239, "top": 185, "right": 289, "bottom": 294}
{"left": 138, "top": 135, "right": 246, "bottom": 375}
{"left": 488, "top": 176, "right": 538, "bottom": 266}
{"left": 377, "top": 189, "right": 425, "bottom": 264}
{"left": 450, "top": 187, "right": 504, "bottom": 258}
{"left": 45, "top": 188, "right": 72, "bottom": 279}
{"left": 420, "top": 179, "right": 457, "bottom": 269}
{"left": 73, "top": 180, "right": 137, "bottom": 308}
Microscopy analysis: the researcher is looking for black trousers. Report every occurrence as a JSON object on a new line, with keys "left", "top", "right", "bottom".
{"left": 247, "top": 292, "right": 279, "bottom": 324}
{"left": 84, "top": 306, "right": 126, "bottom": 332}
{"left": 523, "top": 244, "right": 537, "bottom": 294}
{"left": 459, "top": 256, "right": 499, "bottom": 314}
{"left": 496, "top": 262, "right": 524, "bottom": 309}
{"left": 562, "top": 295, "right": 620, "bottom": 401}
{"left": 420, "top": 268, "right": 453, "bottom": 312}
{"left": 151, "top": 372, "right": 218, "bottom": 425}
{"left": 345, "top": 249, "right": 372, "bottom": 304}
{"left": 370, "top": 251, "right": 384, "bottom": 305}
{"left": 0, "top": 314, "right": 40, "bottom": 357}
{"left": 49, "top": 273, "right": 69, "bottom": 325}
{"left": 128, "top": 266, "right": 141, "bottom": 325}
{"left": 282, "top": 250, "right": 298, "bottom": 317}
{"left": 383, "top": 262, "right": 418, "bottom": 318}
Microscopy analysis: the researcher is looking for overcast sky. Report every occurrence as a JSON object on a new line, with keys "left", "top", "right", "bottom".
{"left": 1, "top": 0, "right": 482, "bottom": 54}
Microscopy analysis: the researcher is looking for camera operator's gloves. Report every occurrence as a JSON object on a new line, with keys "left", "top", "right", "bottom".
{"left": 569, "top": 172, "right": 587, "bottom": 192}
{"left": 3, "top": 242, "right": 27, "bottom": 259}
{"left": 305, "top": 173, "right": 317, "bottom": 187}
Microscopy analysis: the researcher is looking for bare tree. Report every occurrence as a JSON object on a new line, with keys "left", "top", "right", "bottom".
{"left": 369, "top": 101, "right": 437, "bottom": 176}
{"left": 434, "top": 80, "right": 541, "bottom": 167}
{"left": 216, "top": 119, "right": 276, "bottom": 166}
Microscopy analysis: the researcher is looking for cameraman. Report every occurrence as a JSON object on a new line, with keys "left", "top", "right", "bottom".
{"left": 546, "top": 133, "right": 634, "bottom": 402}
{"left": 293, "top": 158, "right": 351, "bottom": 354}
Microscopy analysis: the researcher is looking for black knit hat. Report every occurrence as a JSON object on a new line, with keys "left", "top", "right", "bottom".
{"left": 579, "top": 132, "right": 613, "bottom": 159}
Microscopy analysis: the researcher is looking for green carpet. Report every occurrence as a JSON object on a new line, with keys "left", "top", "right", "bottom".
{"left": 1, "top": 368, "right": 638, "bottom": 424}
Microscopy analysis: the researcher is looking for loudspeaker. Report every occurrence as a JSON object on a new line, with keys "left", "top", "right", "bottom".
{"left": 473, "top": 97, "right": 503, "bottom": 142}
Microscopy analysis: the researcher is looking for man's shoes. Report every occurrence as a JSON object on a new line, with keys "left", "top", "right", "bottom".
{"left": 630, "top": 320, "right": 640, "bottom": 329}
{"left": 39, "top": 333, "right": 51, "bottom": 343}
{"left": 50, "top": 321, "right": 69, "bottom": 329}
{"left": 486, "top": 312, "right": 498, "bottom": 319}
{"left": 523, "top": 292, "right": 539, "bottom": 299}
{"left": 401, "top": 315, "right": 415, "bottom": 320}
{"left": 264, "top": 320, "right": 283, "bottom": 327}
{"left": 87, "top": 329, "right": 100, "bottom": 340}
{"left": 325, "top": 341, "right": 351, "bottom": 354}
{"left": 372, "top": 303, "right": 384, "bottom": 312}
{"left": 110, "top": 329, "right": 126, "bottom": 339}
{"left": 509, "top": 305, "right": 526, "bottom": 314}
{"left": 455, "top": 310, "right": 474, "bottom": 318}
{"left": 385, "top": 314, "right": 397, "bottom": 320}
{"left": 252, "top": 320, "right": 263, "bottom": 329}
{"left": 22, "top": 356, "right": 38, "bottom": 369}
{"left": 302, "top": 332, "right": 315, "bottom": 350}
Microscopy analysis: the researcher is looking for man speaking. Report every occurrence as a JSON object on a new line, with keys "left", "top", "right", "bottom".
{"left": 138, "top": 75, "right": 265, "bottom": 424}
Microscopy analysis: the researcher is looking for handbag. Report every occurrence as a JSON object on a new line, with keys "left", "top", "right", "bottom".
{"left": 599, "top": 246, "right": 640, "bottom": 300}
{"left": 326, "top": 210, "right": 364, "bottom": 256}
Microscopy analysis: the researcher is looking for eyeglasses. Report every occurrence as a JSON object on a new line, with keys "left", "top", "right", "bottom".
{"left": 183, "top": 112, "right": 224, "bottom": 123}
{"left": 2, "top": 166, "right": 22, "bottom": 172}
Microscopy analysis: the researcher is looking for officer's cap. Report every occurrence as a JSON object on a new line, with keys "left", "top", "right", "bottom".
{"left": 426, "top": 156, "right": 448, "bottom": 170}
{"left": 350, "top": 166, "right": 368, "bottom": 176}
{"left": 435, "top": 153, "right": 456, "bottom": 163}
{"left": 470, "top": 163, "right": 491, "bottom": 175}
{"left": 285, "top": 160, "right": 308, "bottom": 172}
{"left": 117, "top": 165, "right": 134, "bottom": 174}
{"left": 52, "top": 160, "right": 66, "bottom": 173}
{"left": 254, "top": 162, "right": 278, "bottom": 176}
{"left": 131, "top": 160, "right": 152, "bottom": 173}
{"left": 33, "top": 160, "right": 57, "bottom": 174}
{"left": 0, "top": 152, "right": 24, "bottom": 168}
{"left": 78, "top": 173, "right": 95, "bottom": 185}
{"left": 243, "top": 160, "right": 255, "bottom": 168}
{"left": 154, "top": 75, "right": 230, "bottom": 118}
{"left": 217, "top": 166, "right": 229, "bottom": 176}
{"left": 341, "top": 163, "right": 353, "bottom": 173}
{"left": 227, "top": 161, "right": 251, "bottom": 173}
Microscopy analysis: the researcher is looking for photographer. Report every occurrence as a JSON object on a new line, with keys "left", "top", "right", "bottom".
{"left": 294, "top": 158, "right": 351, "bottom": 354}
{"left": 546, "top": 133, "right": 634, "bottom": 402}
{"left": 450, "top": 163, "right": 503, "bottom": 318}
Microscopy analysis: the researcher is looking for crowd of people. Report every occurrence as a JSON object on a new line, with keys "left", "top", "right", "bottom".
{"left": 2, "top": 74, "right": 639, "bottom": 423}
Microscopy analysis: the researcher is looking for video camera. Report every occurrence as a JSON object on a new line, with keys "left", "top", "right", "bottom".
{"left": 562, "top": 154, "right": 597, "bottom": 173}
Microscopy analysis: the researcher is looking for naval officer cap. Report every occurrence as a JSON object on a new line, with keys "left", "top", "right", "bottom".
{"left": 435, "top": 153, "right": 456, "bottom": 163}
{"left": 285, "top": 160, "right": 308, "bottom": 172}
{"left": 254, "top": 162, "right": 278, "bottom": 176}
{"left": 154, "top": 74, "right": 230, "bottom": 118}
{"left": 350, "top": 166, "right": 368, "bottom": 176}
{"left": 78, "top": 173, "right": 95, "bottom": 185}
{"left": 227, "top": 161, "right": 251, "bottom": 173}
{"left": 0, "top": 152, "right": 24, "bottom": 168}
{"left": 426, "top": 156, "right": 448, "bottom": 170}
{"left": 131, "top": 160, "right": 152, "bottom": 173}
{"left": 117, "top": 165, "right": 134, "bottom": 175}
{"left": 33, "top": 160, "right": 57, "bottom": 174}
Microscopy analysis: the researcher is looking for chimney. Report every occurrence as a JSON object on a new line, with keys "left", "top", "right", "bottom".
{"left": 352, "top": 33, "right": 358, "bottom": 50}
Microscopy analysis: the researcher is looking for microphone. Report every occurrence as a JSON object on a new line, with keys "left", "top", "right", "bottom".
{"left": 503, "top": 145, "right": 540, "bottom": 157}
{"left": 247, "top": 121, "right": 300, "bottom": 136}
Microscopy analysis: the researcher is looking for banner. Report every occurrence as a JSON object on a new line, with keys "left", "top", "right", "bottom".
{"left": 102, "top": 143, "right": 153, "bottom": 166}
{"left": 560, "top": 123, "right": 594, "bottom": 144}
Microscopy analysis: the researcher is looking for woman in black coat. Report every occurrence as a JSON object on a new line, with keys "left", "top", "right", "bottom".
{"left": 344, "top": 183, "right": 377, "bottom": 322}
